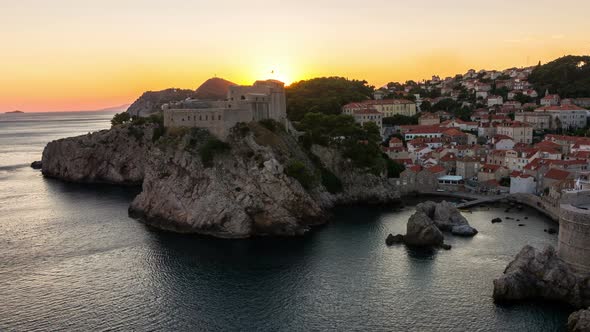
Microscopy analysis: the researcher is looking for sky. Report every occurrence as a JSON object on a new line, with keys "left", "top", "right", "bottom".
{"left": 1, "top": 0, "right": 589, "bottom": 112}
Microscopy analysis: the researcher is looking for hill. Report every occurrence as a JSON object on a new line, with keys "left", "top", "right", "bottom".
{"left": 529, "top": 55, "right": 590, "bottom": 98}
{"left": 286, "top": 77, "right": 374, "bottom": 121}
{"left": 126, "top": 88, "right": 197, "bottom": 117}
{"left": 194, "top": 77, "right": 236, "bottom": 100}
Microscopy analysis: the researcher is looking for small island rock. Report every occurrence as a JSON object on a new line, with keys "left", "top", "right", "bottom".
{"left": 385, "top": 234, "right": 404, "bottom": 246}
{"left": 30, "top": 161, "right": 42, "bottom": 169}
{"left": 404, "top": 211, "right": 444, "bottom": 247}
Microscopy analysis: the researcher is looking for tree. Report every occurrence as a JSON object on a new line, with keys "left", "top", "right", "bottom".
{"left": 111, "top": 112, "right": 131, "bottom": 126}
{"left": 528, "top": 55, "right": 590, "bottom": 98}
{"left": 420, "top": 100, "right": 432, "bottom": 112}
{"left": 385, "top": 158, "right": 405, "bottom": 178}
{"left": 286, "top": 77, "right": 374, "bottom": 121}
{"left": 382, "top": 114, "right": 418, "bottom": 126}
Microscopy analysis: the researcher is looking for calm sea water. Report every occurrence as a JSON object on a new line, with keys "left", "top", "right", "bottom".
{"left": 0, "top": 112, "right": 571, "bottom": 331}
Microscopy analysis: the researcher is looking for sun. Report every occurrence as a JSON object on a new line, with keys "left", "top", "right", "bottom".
{"left": 268, "top": 69, "right": 294, "bottom": 86}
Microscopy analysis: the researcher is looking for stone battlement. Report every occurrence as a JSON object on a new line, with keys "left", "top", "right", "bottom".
{"left": 163, "top": 79, "right": 286, "bottom": 139}
{"left": 559, "top": 204, "right": 590, "bottom": 274}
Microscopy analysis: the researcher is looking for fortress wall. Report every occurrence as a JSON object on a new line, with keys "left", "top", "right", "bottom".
{"left": 559, "top": 204, "right": 590, "bottom": 274}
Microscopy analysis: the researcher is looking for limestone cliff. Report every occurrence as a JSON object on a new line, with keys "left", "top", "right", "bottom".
{"left": 493, "top": 245, "right": 590, "bottom": 308}
{"left": 42, "top": 124, "right": 156, "bottom": 185}
{"left": 569, "top": 308, "right": 590, "bottom": 332}
{"left": 41, "top": 122, "right": 400, "bottom": 238}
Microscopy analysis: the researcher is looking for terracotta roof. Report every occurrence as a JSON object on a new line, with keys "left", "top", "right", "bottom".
{"left": 407, "top": 165, "right": 422, "bottom": 173}
{"left": 569, "top": 151, "right": 590, "bottom": 159}
{"left": 393, "top": 158, "right": 413, "bottom": 165}
{"left": 535, "top": 105, "right": 586, "bottom": 111}
{"left": 382, "top": 146, "right": 406, "bottom": 153}
{"left": 544, "top": 168, "right": 570, "bottom": 180}
{"left": 493, "top": 134, "right": 513, "bottom": 141}
{"left": 480, "top": 164, "right": 501, "bottom": 172}
{"left": 427, "top": 165, "right": 446, "bottom": 174}
{"left": 440, "top": 153, "right": 457, "bottom": 162}
{"left": 510, "top": 170, "right": 534, "bottom": 179}
{"left": 498, "top": 121, "right": 530, "bottom": 128}
{"left": 442, "top": 128, "right": 467, "bottom": 137}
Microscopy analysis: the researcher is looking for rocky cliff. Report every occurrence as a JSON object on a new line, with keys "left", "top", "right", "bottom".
{"left": 41, "top": 122, "right": 400, "bottom": 238}
{"left": 42, "top": 124, "right": 157, "bottom": 185}
{"left": 569, "top": 308, "right": 590, "bottom": 332}
{"left": 493, "top": 245, "right": 590, "bottom": 308}
{"left": 127, "top": 89, "right": 197, "bottom": 117}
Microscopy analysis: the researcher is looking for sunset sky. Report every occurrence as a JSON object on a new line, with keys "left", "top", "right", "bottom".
{"left": 1, "top": 0, "right": 589, "bottom": 112}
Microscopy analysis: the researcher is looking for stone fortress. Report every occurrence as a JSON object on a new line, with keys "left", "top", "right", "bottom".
{"left": 557, "top": 187, "right": 590, "bottom": 273}
{"left": 162, "top": 79, "right": 287, "bottom": 139}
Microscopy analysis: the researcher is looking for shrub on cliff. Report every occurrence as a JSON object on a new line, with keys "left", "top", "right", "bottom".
{"left": 285, "top": 160, "right": 315, "bottom": 190}
{"left": 385, "top": 158, "right": 405, "bottom": 178}
{"left": 258, "top": 119, "right": 284, "bottom": 132}
{"left": 199, "top": 138, "right": 231, "bottom": 168}
{"left": 111, "top": 112, "right": 131, "bottom": 126}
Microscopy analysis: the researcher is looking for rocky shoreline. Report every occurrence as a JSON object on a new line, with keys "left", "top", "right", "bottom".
{"left": 40, "top": 122, "right": 400, "bottom": 238}
{"left": 493, "top": 245, "right": 590, "bottom": 331}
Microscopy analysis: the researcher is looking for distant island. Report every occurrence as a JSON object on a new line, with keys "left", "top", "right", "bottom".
{"left": 5, "top": 110, "right": 24, "bottom": 114}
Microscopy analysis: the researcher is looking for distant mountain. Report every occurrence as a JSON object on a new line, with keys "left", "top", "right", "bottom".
{"left": 5, "top": 110, "right": 24, "bottom": 114}
{"left": 126, "top": 88, "right": 198, "bottom": 117}
{"left": 529, "top": 55, "right": 590, "bottom": 98}
{"left": 126, "top": 77, "right": 237, "bottom": 117}
{"left": 96, "top": 104, "right": 131, "bottom": 113}
{"left": 194, "top": 77, "right": 236, "bottom": 100}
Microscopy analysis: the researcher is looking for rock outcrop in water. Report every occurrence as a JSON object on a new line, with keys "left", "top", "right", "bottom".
{"left": 417, "top": 201, "right": 478, "bottom": 236}
{"left": 569, "top": 308, "right": 590, "bottom": 332}
{"left": 386, "top": 201, "right": 476, "bottom": 249}
{"left": 42, "top": 122, "right": 400, "bottom": 238}
{"left": 404, "top": 210, "right": 444, "bottom": 247}
{"left": 493, "top": 245, "right": 590, "bottom": 308}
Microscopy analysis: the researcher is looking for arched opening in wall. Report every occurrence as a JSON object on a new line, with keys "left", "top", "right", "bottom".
{"left": 241, "top": 95, "right": 245, "bottom": 100}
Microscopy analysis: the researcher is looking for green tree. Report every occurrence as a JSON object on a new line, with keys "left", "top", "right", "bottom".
{"left": 111, "top": 112, "right": 131, "bottom": 126}
{"left": 420, "top": 100, "right": 432, "bottom": 112}
{"left": 286, "top": 77, "right": 374, "bottom": 121}
{"left": 382, "top": 114, "right": 419, "bottom": 126}
{"left": 528, "top": 55, "right": 590, "bottom": 98}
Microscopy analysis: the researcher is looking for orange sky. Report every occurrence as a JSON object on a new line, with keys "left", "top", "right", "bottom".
{"left": 1, "top": 0, "right": 589, "bottom": 112}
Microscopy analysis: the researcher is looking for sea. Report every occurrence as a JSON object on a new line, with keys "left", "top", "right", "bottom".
{"left": 0, "top": 111, "right": 571, "bottom": 331}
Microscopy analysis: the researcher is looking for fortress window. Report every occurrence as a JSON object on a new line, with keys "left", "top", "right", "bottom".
{"left": 205, "top": 115, "right": 208, "bottom": 121}
{"left": 241, "top": 95, "right": 245, "bottom": 100}
{"left": 218, "top": 115, "right": 221, "bottom": 120}
{"left": 199, "top": 115, "right": 202, "bottom": 121}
